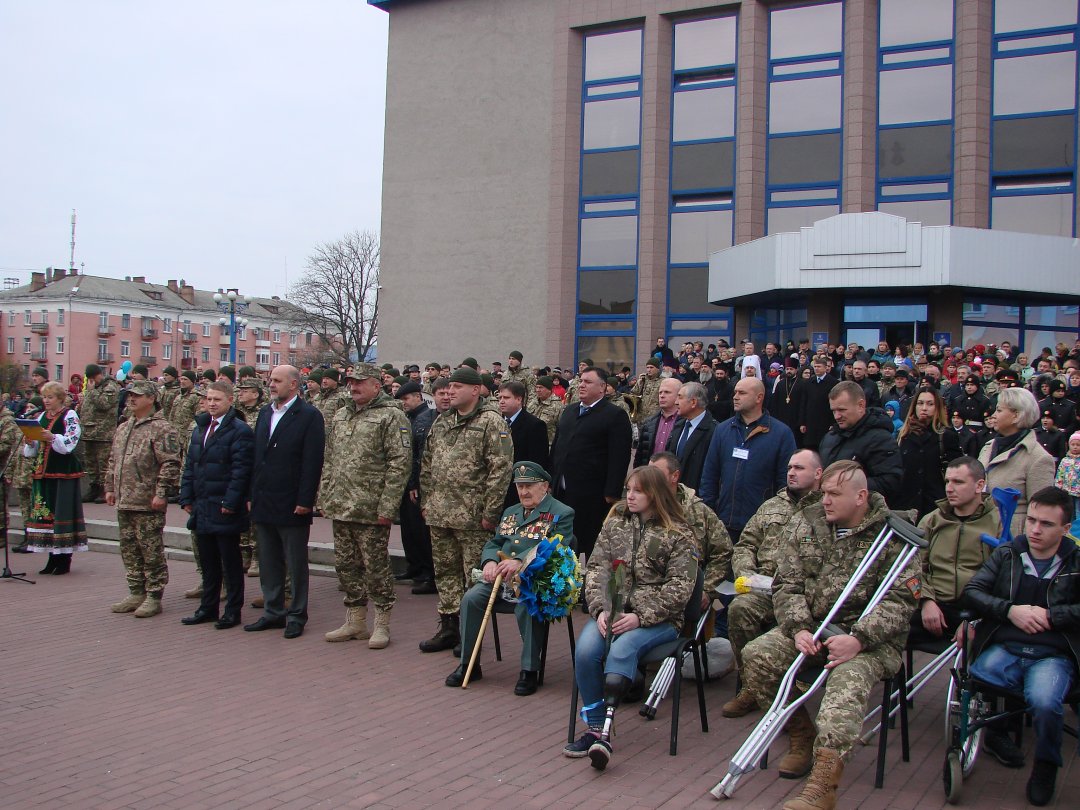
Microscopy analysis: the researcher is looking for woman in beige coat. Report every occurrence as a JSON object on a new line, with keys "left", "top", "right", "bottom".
{"left": 978, "top": 387, "right": 1056, "bottom": 537}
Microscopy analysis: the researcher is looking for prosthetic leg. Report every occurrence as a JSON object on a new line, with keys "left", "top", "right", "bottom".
{"left": 589, "top": 673, "right": 631, "bottom": 771}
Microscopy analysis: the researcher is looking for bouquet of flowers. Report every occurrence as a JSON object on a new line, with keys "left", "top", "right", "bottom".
{"left": 517, "top": 534, "right": 582, "bottom": 623}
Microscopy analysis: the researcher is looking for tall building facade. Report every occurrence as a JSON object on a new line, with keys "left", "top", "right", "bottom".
{"left": 373, "top": 0, "right": 1080, "bottom": 371}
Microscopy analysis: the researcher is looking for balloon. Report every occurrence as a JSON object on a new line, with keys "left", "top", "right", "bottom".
{"left": 120, "top": 360, "right": 133, "bottom": 373}
{"left": 116, "top": 370, "right": 127, "bottom": 382}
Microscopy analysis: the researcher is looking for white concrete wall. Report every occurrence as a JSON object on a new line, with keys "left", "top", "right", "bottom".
{"left": 377, "top": 0, "right": 556, "bottom": 369}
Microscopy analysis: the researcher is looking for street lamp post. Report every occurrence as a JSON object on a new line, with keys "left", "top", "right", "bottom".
{"left": 213, "top": 289, "right": 251, "bottom": 367}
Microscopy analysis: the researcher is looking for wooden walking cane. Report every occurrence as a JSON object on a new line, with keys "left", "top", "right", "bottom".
{"left": 462, "top": 551, "right": 511, "bottom": 689}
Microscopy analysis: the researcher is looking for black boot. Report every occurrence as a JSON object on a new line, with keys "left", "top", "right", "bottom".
{"left": 39, "top": 554, "right": 59, "bottom": 575}
{"left": 52, "top": 553, "right": 72, "bottom": 575}
{"left": 1027, "top": 760, "right": 1058, "bottom": 806}
{"left": 11, "top": 538, "right": 30, "bottom": 553}
{"left": 419, "top": 613, "right": 460, "bottom": 653}
{"left": 589, "top": 674, "right": 631, "bottom": 771}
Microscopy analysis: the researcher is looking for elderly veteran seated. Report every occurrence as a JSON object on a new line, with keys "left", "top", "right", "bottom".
{"left": 444, "top": 461, "right": 575, "bottom": 696}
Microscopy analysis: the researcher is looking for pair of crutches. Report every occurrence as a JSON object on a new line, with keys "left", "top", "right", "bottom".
{"left": 639, "top": 598, "right": 721, "bottom": 720}
{"left": 710, "top": 513, "right": 927, "bottom": 800}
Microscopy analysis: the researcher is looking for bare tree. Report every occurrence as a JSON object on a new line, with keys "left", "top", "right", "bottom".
{"left": 288, "top": 230, "right": 379, "bottom": 363}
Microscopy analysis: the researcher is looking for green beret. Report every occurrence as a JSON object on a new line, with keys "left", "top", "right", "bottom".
{"left": 426, "top": 362, "right": 441, "bottom": 371}
{"left": 238, "top": 365, "right": 257, "bottom": 379}
{"left": 380, "top": 363, "right": 394, "bottom": 371}
{"left": 323, "top": 368, "right": 340, "bottom": 383}
{"left": 394, "top": 375, "right": 409, "bottom": 386}
{"left": 512, "top": 461, "right": 551, "bottom": 484}
{"left": 163, "top": 366, "right": 178, "bottom": 378}
{"left": 448, "top": 367, "right": 482, "bottom": 385}
{"left": 308, "top": 369, "right": 324, "bottom": 383}
{"left": 536, "top": 375, "right": 554, "bottom": 389}
{"left": 509, "top": 350, "right": 523, "bottom": 361}
{"left": 395, "top": 381, "right": 423, "bottom": 398}
{"left": 480, "top": 373, "right": 495, "bottom": 390}
{"left": 181, "top": 370, "right": 197, "bottom": 383}
{"left": 460, "top": 357, "right": 479, "bottom": 370}
{"left": 645, "top": 357, "right": 660, "bottom": 368}
{"left": 132, "top": 364, "right": 149, "bottom": 378}
{"left": 32, "top": 366, "right": 49, "bottom": 379}
{"left": 84, "top": 363, "right": 103, "bottom": 379}
{"left": 202, "top": 369, "right": 217, "bottom": 381}
{"left": 387, "top": 367, "right": 400, "bottom": 377}
{"left": 218, "top": 366, "right": 236, "bottom": 382}
{"left": 606, "top": 376, "right": 619, "bottom": 387}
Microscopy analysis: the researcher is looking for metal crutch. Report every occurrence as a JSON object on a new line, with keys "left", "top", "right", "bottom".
{"left": 639, "top": 599, "right": 719, "bottom": 720}
{"left": 709, "top": 514, "right": 927, "bottom": 800}
{"left": 859, "top": 642, "right": 958, "bottom": 743}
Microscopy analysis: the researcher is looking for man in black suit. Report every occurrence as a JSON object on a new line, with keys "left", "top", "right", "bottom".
{"left": 497, "top": 381, "right": 549, "bottom": 509}
{"left": 244, "top": 365, "right": 325, "bottom": 639}
{"left": 797, "top": 354, "right": 837, "bottom": 450}
{"left": 666, "top": 381, "right": 716, "bottom": 493}
{"left": 548, "top": 366, "right": 633, "bottom": 558}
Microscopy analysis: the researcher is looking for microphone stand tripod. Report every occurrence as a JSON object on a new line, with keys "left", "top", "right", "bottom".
{"left": 1, "top": 533, "right": 35, "bottom": 584}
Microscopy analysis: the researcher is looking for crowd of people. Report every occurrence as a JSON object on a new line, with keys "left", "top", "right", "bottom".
{"left": 1, "top": 334, "right": 1078, "bottom": 807}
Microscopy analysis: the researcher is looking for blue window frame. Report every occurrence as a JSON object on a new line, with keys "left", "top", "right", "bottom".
{"left": 963, "top": 296, "right": 1080, "bottom": 358}
{"left": 989, "top": 1, "right": 1078, "bottom": 237}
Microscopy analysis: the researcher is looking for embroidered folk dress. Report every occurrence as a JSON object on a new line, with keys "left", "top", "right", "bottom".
{"left": 23, "top": 407, "right": 88, "bottom": 553}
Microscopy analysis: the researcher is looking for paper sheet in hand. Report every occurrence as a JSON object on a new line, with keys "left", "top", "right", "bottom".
{"left": 16, "top": 419, "right": 47, "bottom": 441}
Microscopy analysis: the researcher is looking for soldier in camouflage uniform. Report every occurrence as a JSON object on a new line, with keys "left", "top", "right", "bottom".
{"left": 741, "top": 462, "right": 919, "bottom": 810}
{"left": 503, "top": 351, "right": 537, "bottom": 412}
{"left": 5, "top": 400, "right": 40, "bottom": 553}
{"left": 77, "top": 364, "right": 121, "bottom": 504}
{"left": 564, "top": 359, "right": 590, "bottom": 406}
{"left": 321, "top": 364, "right": 412, "bottom": 650}
{"left": 605, "top": 377, "right": 633, "bottom": 420}
{"left": 304, "top": 369, "right": 322, "bottom": 403}
{"left": 234, "top": 379, "right": 265, "bottom": 572}
{"left": 159, "top": 366, "right": 181, "bottom": 420}
{"left": 722, "top": 448, "right": 823, "bottom": 718}
{"left": 104, "top": 380, "right": 182, "bottom": 619}
{"left": 0, "top": 406, "right": 22, "bottom": 547}
{"left": 418, "top": 366, "right": 514, "bottom": 653}
{"left": 169, "top": 371, "right": 200, "bottom": 449}
{"left": 629, "top": 358, "right": 663, "bottom": 423}
{"left": 532, "top": 375, "right": 563, "bottom": 448}
{"left": 422, "top": 362, "right": 442, "bottom": 397}
{"left": 314, "top": 368, "right": 348, "bottom": 425}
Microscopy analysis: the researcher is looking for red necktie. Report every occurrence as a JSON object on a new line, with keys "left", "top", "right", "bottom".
{"left": 205, "top": 420, "right": 217, "bottom": 445}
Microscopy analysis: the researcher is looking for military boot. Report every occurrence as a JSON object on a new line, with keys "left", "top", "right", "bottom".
{"left": 419, "top": 613, "right": 459, "bottom": 653}
{"left": 247, "top": 561, "right": 260, "bottom": 578}
{"left": 324, "top": 606, "right": 369, "bottom": 642}
{"left": 111, "top": 592, "right": 146, "bottom": 613}
{"left": 184, "top": 584, "right": 204, "bottom": 599}
{"left": 721, "top": 689, "right": 760, "bottom": 718}
{"left": 782, "top": 748, "right": 844, "bottom": 810}
{"left": 134, "top": 595, "right": 163, "bottom": 618}
{"left": 777, "top": 706, "right": 817, "bottom": 779}
{"left": 368, "top": 608, "right": 391, "bottom": 649}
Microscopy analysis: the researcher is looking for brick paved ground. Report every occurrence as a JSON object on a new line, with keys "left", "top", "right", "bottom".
{"left": 0, "top": 545, "right": 1074, "bottom": 809}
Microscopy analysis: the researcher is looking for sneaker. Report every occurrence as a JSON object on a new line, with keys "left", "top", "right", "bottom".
{"left": 563, "top": 729, "right": 601, "bottom": 758}
{"left": 983, "top": 728, "right": 1025, "bottom": 768}
{"left": 588, "top": 738, "right": 613, "bottom": 771}
{"left": 1026, "top": 760, "right": 1058, "bottom": 806}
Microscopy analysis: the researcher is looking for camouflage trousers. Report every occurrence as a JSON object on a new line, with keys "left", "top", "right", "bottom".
{"left": 18, "top": 486, "right": 32, "bottom": 529}
{"left": 742, "top": 626, "right": 899, "bottom": 759}
{"left": 241, "top": 526, "right": 258, "bottom": 571}
{"left": 189, "top": 530, "right": 202, "bottom": 573}
{"left": 429, "top": 526, "right": 490, "bottom": 616}
{"left": 728, "top": 591, "right": 776, "bottom": 669}
{"left": 117, "top": 510, "right": 169, "bottom": 596}
{"left": 82, "top": 440, "right": 112, "bottom": 487}
{"left": 332, "top": 520, "right": 395, "bottom": 612}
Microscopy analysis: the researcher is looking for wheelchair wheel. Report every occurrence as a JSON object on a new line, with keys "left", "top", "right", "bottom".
{"left": 944, "top": 667, "right": 982, "bottom": 777}
{"left": 943, "top": 750, "right": 963, "bottom": 804}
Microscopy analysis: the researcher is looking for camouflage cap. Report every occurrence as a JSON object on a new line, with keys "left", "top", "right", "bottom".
{"left": 512, "top": 461, "right": 550, "bottom": 484}
{"left": 345, "top": 362, "right": 380, "bottom": 381}
{"left": 237, "top": 378, "right": 261, "bottom": 390}
{"left": 128, "top": 380, "right": 158, "bottom": 399}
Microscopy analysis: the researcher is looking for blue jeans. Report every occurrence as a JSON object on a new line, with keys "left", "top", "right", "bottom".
{"left": 970, "top": 644, "right": 1076, "bottom": 766}
{"left": 575, "top": 618, "right": 678, "bottom": 726}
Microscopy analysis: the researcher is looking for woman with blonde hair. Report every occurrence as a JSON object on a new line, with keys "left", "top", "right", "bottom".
{"left": 563, "top": 465, "right": 698, "bottom": 770}
{"left": 978, "top": 387, "right": 1056, "bottom": 536}
{"left": 893, "top": 388, "right": 962, "bottom": 518}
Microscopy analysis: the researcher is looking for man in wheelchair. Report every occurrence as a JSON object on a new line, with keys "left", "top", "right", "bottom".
{"left": 963, "top": 485, "right": 1080, "bottom": 806}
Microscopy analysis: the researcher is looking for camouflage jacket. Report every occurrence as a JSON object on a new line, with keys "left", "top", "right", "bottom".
{"left": 0, "top": 408, "right": 22, "bottom": 479}
{"left": 419, "top": 397, "right": 514, "bottom": 529}
{"left": 503, "top": 366, "right": 537, "bottom": 411}
{"left": 315, "top": 388, "right": 349, "bottom": 430}
{"left": 734, "top": 489, "right": 823, "bottom": 579}
{"left": 105, "top": 411, "right": 182, "bottom": 511}
{"left": 234, "top": 401, "right": 262, "bottom": 431}
{"left": 676, "top": 483, "right": 733, "bottom": 597}
{"left": 774, "top": 493, "right": 919, "bottom": 655}
{"left": 564, "top": 377, "right": 580, "bottom": 406}
{"left": 159, "top": 381, "right": 180, "bottom": 420}
{"left": 533, "top": 396, "right": 564, "bottom": 447}
{"left": 77, "top": 376, "right": 121, "bottom": 442}
{"left": 169, "top": 389, "right": 200, "bottom": 444}
{"left": 320, "top": 391, "right": 412, "bottom": 524}
{"left": 630, "top": 375, "right": 662, "bottom": 423}
{"left": 585, "top": 504, "right": 698, "bottom": 633}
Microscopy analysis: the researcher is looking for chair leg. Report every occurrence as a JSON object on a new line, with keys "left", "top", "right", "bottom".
{"left": 898, "top": 668, "right": 910, "bottom": 762}
{"left": 693, "top": 642, "right": 709, "bottom": 733}
{"left": 906, "top": 647, "right": 914, "bottom": 709}
{"left": 538, "top": 622, "right": 550, "bottom": 687}
{"left": 875, "top": 676, "right": 891, "bottom": 789}
{"left": 568, "top": 679, "right": 580, "bottom": 745}
{"left": 567, "top": 612, "right": 576, "bottom": 661}
{"left": 670, "top": 657, "right": 682, "bottom": 756}
{"left": 492, "top": 613, "right": 502, "bottom": 662}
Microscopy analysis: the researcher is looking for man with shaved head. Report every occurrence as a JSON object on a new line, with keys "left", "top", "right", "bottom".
{"left": 698, "top": 376, "right": 796, "bottom": 542}
{"left": 741, "top": 461, "right": 920, "bottom": 810}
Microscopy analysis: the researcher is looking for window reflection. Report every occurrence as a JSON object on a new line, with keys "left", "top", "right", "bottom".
{"left": 767, "top": 205, "right": 840, "bottom": 235}
{"left": 576, "top": 335, "right": 635, "bottom": 373}
{"left": 670, "top": 210, "right": 733, "bottom": 265}
{"left": 674, "top": 17, "right": 736, "bottom": 70}
{"left": 879, "top": 65, "right": 953, "bottom": 124}
{"left": 993, "top": 115, "right": 1076, "bottom": 173}
{"left": 770, "top": 3, "right": 843, "bottom": 60}
{"left": 769, "top": 133, "right": 842, "bottom": 185}
{"left": 995, "top": 0, "right": 1078, "bottom": 34}
{"left": 673, "top": 86, "right": 735, "bottom": 141}
{"left": 878, "top": 125, "right": 952, "bottom": 178}
{"left": 581, "top": 150, "right": 640, "bottom": 197}
{"left": 668, "top": 267, "right": 711, "bottom": 314}
{"left": 585, "top": 30, "right": 643, "bottom": 81}
{"left": 579, "top": 216, "right": 638, "bottom": 267}
{"left": 880, "top": 0, "right": 954, "bottom": 47}
{"left": 769, "top": 75, "right": 842, "bottom": 133}
{"left": 578, "top": 271, "right": 636, "bottom": 315}
{"left": 877, "top": 199, "right": 952, "bottom": 225}
{"left": 991, "top": 193, "right": 1075, "bottom": 237}
{"left": 994, "top": 52, "right": 1077, "bottom": 115}
{"left": 583, "top": 97, "right": 641, "bottom": 149}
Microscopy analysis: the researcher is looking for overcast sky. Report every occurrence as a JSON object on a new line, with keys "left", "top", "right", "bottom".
{"left": 0, "top": 0, "right": 388, "bottom": 299}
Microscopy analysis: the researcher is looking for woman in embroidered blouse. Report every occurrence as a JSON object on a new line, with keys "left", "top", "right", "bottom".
{"left": 22, "top": 381, "right": 87, "bottom": 574}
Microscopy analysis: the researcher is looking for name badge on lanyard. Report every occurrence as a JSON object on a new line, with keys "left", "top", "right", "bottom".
{"left": 732, "top": 447, "right": 749, "bottom": 460}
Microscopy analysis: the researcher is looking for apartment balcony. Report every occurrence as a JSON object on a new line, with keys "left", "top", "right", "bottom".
{"left": 98, "top": 353, "right": 115, "bottom": 364}
{"left": 30, "top": 351, "right": 48, "bottom": 362}
{"left": 142, "top": 356, "right": 157, "bottom": 367}
{"left": 180, "top": 332, "right": 197, "bottom": 344}
{"left": 255, "top": 339, "right": 271, "bottom": 348}
{"left": 141, "top": 329, "right": 158, "bottom": 340}
{"left": 219, "top": 335, "right": 233, "bottom": 346}
{"left": 180, "top": 358, "right": 197, "bottom": 370}
{"left": 255, "top": 363, "right": 271, "bottom": 372}
{"left": 30, "top": 323, "right": 49, "bottom": 335}
{"left": 97, "top": 327, "right": 115, "bottom": 337}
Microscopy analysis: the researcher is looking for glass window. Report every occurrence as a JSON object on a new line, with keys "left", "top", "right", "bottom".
{"left": 580, "top": 216, "right": 637, "bottom": 266}
{"left": 673, "top": 86, "right": 735, "bottom": 141}
{"left": 202, "top": 347, "right": 210, "bottom": 362}
{"left": 964, "top": 301, "right": 1020, "bottom": 322}
{"left": 56, "top": 337, "right": 63, "bottom": 353}
{"left": 584, "top": 199, "right": 637, "bottom": 213}
{"left": 578, "top": 270, "right": 636, "bottom": 315}
{"left": 845, "top": 303, "right": 928, "bottom": 321}
{"left": 672, "top": 141, "right": 735, "bottom": 191}
{"left": 999, "top": 33, "right": 1075, "bottom": 51}
{"left": 995, "top": 0, "right": 1078, "bottom": 34}
{"left": 120, "top": 341, "right": 130, "bottom": 357}
{"left": 878, "top": 124, "right": 953, "bottom": 178}
{"left": 772, "top": 188, "right": 840, "bottom": 202}
{"left": 992, "top": 192, "right": 1075, "bottom": 236}
{"left": 769, "top": 75, "right": 842, "bottom": 133}
{"left": 674, "top": 17, "right": 737, "bottom": 70}
{"left": 581, "top": 150, "right": 640, "bottom": 197}
{"left": 576, "top": 335, "right": 634, "bottom": 373}
{"left": 994, "top": 52, "right": 1077, "bottom": 115}
{"left": 163, "top": 343, "right": 172, "bottom": 360}
{"left": 587, "top": 81, "right": 640, "bottom": 97}
{"left": 768, "top": 133, "right": 842, "bottom": 185}
{"left": 669, "top": 267, "right": 713, "bottom": 313}
{"left": 880, "top": 0, "right": 954, "bottom": 47}
{"left": 578, "top": 320, "right": 634, "bottom": 332}
{"left": 877, "top": 198, "right": 952, "bottom": 225}
{"left": 992, "top": 115, "right": 1076, "bottom": 172}
{"left": 1025, "top": 329, "right": 1080, "bottom": 358}
{"left": 770, "top": 3, "right": 843, "bottom": 60}
{"left": 57, "top": 309, "right": 64, "bottom": 325}
{"left": 1026, "top": 305, "right": 1080, "bottom": 327}
{"left": 669, "top": 320, "right": 731, "bottom": 331}
{"left": 880, "top": 181, "right": 951, "bottom": 196}
{"left": 585, "top": 30, "right": 643, "bottom": 82}
{"left": 670, "top": 210, "right": 734, "bottom": 265}
{"left": 767, "top": 204, "right": 840, "bottom": 235}
{"left": 583, "top": 97, "right": 641, "bottom": 149}
{"left": 879, "top": 65, "right": 953, "bottom": 124}
{"left": 121, "top": 314, "right": 131, "bottom": 329}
